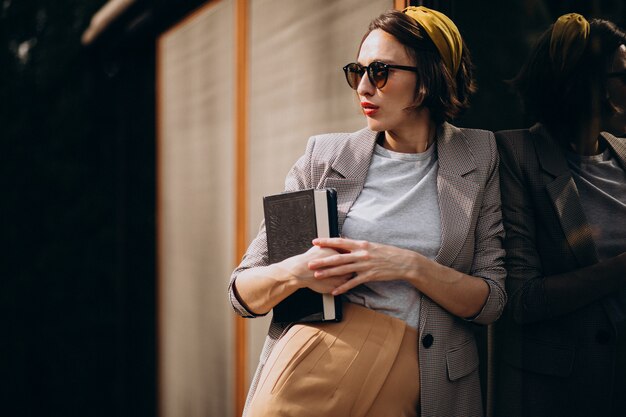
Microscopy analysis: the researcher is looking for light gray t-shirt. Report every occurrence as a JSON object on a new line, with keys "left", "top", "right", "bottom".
{"left": 566, "top": 147, "right": 626, "bottom": 261}
{"left": 566, "top": 146, "right": 626, "bottom": 320}
{"left": 342, "top": 142, "right": 441, "bottom": 329}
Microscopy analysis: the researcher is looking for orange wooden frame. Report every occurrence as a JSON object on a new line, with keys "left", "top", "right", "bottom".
{"left": 394, "top": 0, "right": 410, "bottom": 10}
{"left": 234, "top": 0, "right": 249, "bottom": 416}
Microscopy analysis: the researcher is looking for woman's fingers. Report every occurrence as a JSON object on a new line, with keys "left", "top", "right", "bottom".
{"left": 332, "top": 272, "right": 366, "bottom": 295}
{"left": 313, "top": 237, "right": 368, "bottom": 251}
{"left": 312, "top": 262, "right": 360, "bottom": 278}
{"left": 308, "top": 247, "right": 369, "bottom": 271}
{"left": 306, "top": 273, "right": 353, "bottom": 294}
{"left": 308, "top": 238, "right": 371, "bottom": 284}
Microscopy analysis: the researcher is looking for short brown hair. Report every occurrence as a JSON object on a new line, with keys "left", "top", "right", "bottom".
{"left": 359, "top": 10, "right": 477, "bottom": 125}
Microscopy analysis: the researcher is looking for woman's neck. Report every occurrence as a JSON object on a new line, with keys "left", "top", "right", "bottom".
{"left": 571, "top": 119, "right": 602, "bottom": 156}
{"left": 382, "top": 111, "right": 436, "bottom": 154}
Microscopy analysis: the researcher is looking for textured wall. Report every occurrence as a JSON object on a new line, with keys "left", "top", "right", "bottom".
{"left": 157, "top": 1, "right": 235, "bottom": 416}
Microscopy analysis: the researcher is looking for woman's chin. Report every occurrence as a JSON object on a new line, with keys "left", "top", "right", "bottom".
{"left": 365, "top": 118, "right": 385, "bottom": 132}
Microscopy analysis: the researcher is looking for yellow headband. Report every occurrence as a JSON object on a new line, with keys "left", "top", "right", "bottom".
{"left": 549, "top": 13, "right": 590, "bottom": 73}
{"left": 403, "top": 6, "right": 462, "bottom": 76}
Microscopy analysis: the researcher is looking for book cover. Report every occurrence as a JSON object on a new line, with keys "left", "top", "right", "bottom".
{"left": 263, "top": 188, "right": 342, "bottom": 323}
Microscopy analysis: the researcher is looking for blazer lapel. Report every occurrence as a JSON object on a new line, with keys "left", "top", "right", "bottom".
{"left": 322, "top": 128, "right": 378, "bottom": 229}
{"left": 434, "top": 123, "right": 480, "bottom": 267}
{"left": 603, "top": 131, "right": 626, "bottom": 170}
{"left": 531, "top": 124, "right": 598, "bottom": 267}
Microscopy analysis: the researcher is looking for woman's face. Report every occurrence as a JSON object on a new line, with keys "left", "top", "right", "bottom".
{"left": 606, "top": 44, "right": 626, "bottom": 136}
{"left": 356, "top": 29, "right": 420, "bottom": 133}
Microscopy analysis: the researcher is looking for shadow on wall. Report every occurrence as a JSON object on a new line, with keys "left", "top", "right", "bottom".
{"left": 2, "top": 1, "right": 157, "bottom": 416}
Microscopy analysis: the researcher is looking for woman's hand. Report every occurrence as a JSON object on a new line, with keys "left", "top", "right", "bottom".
{"left": 281, "top": 245, "right": 354, "bottom": 294}
{"left": 309, "top": 237, "right": 420, "bottom": 295}
{"left": 233, "top": 245, "right": 353, "bottom": 315}
{"left": 311, "top": 237, "right": 490, "bottom": 319}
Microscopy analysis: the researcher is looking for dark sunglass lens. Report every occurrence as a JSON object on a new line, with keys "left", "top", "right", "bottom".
{"left": 344, "top": 63, "right": 362, "bottom": 90}
{"left": 369, "top": 62, "right": 388, "bottom": 88}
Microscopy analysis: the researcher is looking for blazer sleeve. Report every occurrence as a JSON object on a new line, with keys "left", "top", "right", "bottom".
{"left": 467, "top": 132, "right": 507, "bottom": 325}
{"left": 496, "top": 131, "right": 626, "bottom": 324}
{"left": 495, "top": 131, "right": 551, "bottom": 324}
{"left": 227, "top": 137, "right": 317, "bottom": 318}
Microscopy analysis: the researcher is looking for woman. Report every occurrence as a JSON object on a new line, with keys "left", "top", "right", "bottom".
{"left": 495, "top": 13, "right": 626, "bottom": 417}
{"left": 229, "top": 7, "right": 506, "bottom": 417}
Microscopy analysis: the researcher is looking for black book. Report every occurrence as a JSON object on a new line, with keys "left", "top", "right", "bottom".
{"left": 263, "top": 188, "right": 342, "bottom": 323}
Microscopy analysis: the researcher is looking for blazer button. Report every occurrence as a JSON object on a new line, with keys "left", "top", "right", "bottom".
{"left": 422, "top": 334, "right": 434, "bottom": 348}
{"left": 596, "top": 330, "right": 611, "bottom": 345}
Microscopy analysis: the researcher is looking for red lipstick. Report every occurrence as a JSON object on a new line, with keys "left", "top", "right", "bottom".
{"left": 360, "top": 101, "right": 379, "bottom": 116}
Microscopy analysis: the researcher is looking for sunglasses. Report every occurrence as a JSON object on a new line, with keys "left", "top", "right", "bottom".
{"left": 607, "top": 70, "right": 626, "bottom": 84}
{"left": 342, "top": 61, "right": 419, "bottom": 90}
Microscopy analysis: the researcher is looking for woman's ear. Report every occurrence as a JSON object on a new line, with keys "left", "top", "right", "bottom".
{"left": 407, "top": 84, "right": 427, "bottom": 110}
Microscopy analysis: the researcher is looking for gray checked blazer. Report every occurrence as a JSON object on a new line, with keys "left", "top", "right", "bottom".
{"left": 229, "top": 122, "right": 507, "bottom": 417}
{"left": 494, "top": 124, "right": 626, "bottom": 417}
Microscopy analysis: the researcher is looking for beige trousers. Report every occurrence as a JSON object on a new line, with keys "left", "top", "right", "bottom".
{"left": 247, "top": 302, "right": 420, "bottom": 417}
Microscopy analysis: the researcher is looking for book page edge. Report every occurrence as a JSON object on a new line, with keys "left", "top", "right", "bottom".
{"left": 314, "top": 190, "right": 336, "bottom": 320}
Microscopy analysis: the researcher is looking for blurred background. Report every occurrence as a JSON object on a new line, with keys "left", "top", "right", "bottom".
{"left": 2, "top": 0, "right": 625, "bottom": 416}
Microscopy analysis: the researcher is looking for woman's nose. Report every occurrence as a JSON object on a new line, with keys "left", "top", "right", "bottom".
{"left": 357, "top": 72, "right": 375, "bottom": 96}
